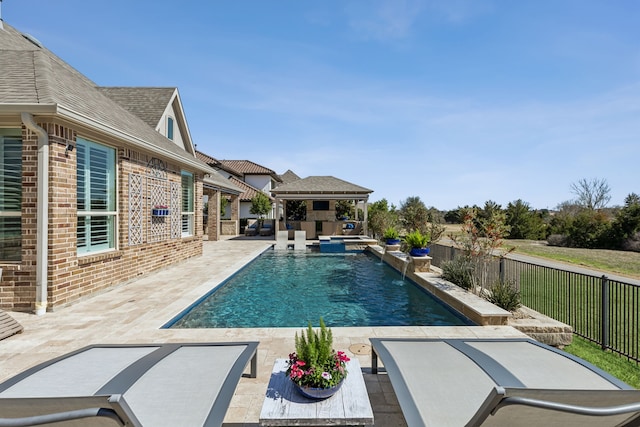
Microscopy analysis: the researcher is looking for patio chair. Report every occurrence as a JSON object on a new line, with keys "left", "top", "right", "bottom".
{"left": 245, "top": 221, "right": 259, "bottom": 236}
{"left": 259, "top": 222, "right": 273, "bottom": 236}
{"left": 0, "top": 310, "right": 23, "bottom": 341}
{"left": 0, "top": 341, "right": 258, "bottom": 427}
{"left": 370, "top": 338, "right": 640, "bottom": 427}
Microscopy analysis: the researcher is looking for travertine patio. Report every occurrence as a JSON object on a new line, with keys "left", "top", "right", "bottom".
{"left": 0, "top": 238, "right": 528, "bottom": 426}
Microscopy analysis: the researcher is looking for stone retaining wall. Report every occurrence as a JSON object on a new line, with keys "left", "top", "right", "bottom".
{"left": 369, "top": 244, "right": 573, "bottom": 347}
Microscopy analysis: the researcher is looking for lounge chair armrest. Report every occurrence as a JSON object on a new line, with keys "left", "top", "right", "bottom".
{"left": 0, "top": 408, "right": 124, "bottom": 427}
{"left": 495, "top": 397, "right": 640, "bottom": 417}
{"left": 371, "top": 348, "right": 380, "bottom": 374}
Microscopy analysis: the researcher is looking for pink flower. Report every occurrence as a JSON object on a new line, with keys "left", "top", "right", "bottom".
{"left": 321, "top": 372, "right": 332, "bottom": 380}
{"left": 337, "top": 351, "right": 350, "bottom": 362}
{"left": 289, "top": 365, "right": 304, "bottom": 379}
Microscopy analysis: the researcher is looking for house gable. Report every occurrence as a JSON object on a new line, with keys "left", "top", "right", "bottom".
{"left": 98, "top": 87, "right": 196, "bottom": 155}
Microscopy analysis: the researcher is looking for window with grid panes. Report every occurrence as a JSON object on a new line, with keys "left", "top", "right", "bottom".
{"left": 0, "top": 129, "right": 22, "bottom": 261}
{"left": 77, "top": 137, "right": 116, "bottom": 254}
{"left": 181, "top": 171, "right": 194, "bottom": 236}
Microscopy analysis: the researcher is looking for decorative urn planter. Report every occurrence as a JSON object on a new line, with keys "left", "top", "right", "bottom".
{"left": 409, "top": 247, "right": 430, "bottom": 257}
{"left": 286, "top": 319, "right": 350, "bottom": 402}
{"left": 385, "top": 238, "right": 401, "bottom": 245}
{"left": 295, "top": 378, "right": 345, "bottom": 400}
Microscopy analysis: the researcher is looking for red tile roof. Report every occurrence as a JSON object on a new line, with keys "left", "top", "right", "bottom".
{"left": 228, "top": 176, "right": 273, "bottom": 202}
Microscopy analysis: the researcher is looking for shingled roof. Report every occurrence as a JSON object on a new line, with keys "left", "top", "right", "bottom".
{"left": 0, "top": 23, "right": 209, "bottom": 173}
{"left": 97, "top": 87, "right": 176, "bottom": 129}
{"left": 279, "top": 169, "right": 301, "bottom": 184}
{"left": 272, "top": 176, "right": 373, "bottom": 200}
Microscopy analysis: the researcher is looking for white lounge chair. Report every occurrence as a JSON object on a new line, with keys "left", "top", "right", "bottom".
{"left": 0, "top": 310, "right": 23, "bottom": 341}
{"left": 0, "top": 342, "right": 258, "bottom": 426}
{"left": 370, "top": 338, "right": 640, "bottom": 427}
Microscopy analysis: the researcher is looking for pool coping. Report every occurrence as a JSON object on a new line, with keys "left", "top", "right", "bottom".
{"left": 368, "top": 244, "right": 574, "bottom": 347}
{"left": 0, "top": 238, "right": 533, "bottom": 425}
{"left": 367, "top": 245, "right": 513, "bottom": 326}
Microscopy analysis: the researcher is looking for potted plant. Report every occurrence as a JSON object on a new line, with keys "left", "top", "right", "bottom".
{"left": 403, "top": 229, "right": 431, "bottom": 257}
{"left": 382, "top": 227, "right": 401, "bottom": 245}
{"left": 152, "top": 204, "right": 169, "bottom": 217}
{"left": 286, "top": 318, "right": 350, "bottom": 399}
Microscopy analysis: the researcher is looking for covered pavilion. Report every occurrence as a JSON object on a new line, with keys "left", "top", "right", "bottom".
{"left": 271, "top": 176, "right": 373, "bottom": 238}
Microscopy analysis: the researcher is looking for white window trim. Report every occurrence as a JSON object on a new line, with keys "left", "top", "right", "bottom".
{"left": 167, "top": 116, "right": 175, "bottom": 141}
{"left": 181, "top": 171, "right": 194, "bottom": 237}
{"left": 76, "top": 137, "right": 118, "bottom": 255}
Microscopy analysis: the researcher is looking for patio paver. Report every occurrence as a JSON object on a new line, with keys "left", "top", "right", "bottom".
{"left": 0, "top": 238, "right": 528, "bottom": 426}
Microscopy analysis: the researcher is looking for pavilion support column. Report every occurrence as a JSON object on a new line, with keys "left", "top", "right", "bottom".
{"left": 230, "top": 194, "right": 240, "bottom": 235}
{"left": 208, "top": 190, "right": 220, "bottom": 241}
{"left": 363, "top": 200, "right": 369, "bottom": 236}
{"left": 281, "top": 198, "right": 287, "bottom": 228}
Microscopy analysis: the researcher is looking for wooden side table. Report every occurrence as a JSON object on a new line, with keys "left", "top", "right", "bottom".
{"left": 259, "top": 358, "right": 374, "bottom": 426}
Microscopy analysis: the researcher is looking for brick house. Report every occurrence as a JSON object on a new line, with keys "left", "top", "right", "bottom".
{"left": 0, "top": 22, "right": 241, "bottom": 313}
{"left": 196, "top": 151, "right": 283, "bottom": 220}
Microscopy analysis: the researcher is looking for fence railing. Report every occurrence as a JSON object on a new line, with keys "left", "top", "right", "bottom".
{"left": 430, "top": 243, "right": 640, "bottom": 364}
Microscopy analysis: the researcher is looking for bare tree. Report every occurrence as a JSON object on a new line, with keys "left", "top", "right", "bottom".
{"left": 570, "top": 178, "right": 611, "bottom": 210}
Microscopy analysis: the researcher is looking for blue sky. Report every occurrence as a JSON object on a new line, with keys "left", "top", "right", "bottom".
{"left": 4, "top": 0, "right": 639, "bottom": 210}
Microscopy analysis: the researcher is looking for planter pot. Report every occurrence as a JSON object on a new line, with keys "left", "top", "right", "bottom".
{"left": 385, "top": 238, "right": 401, "bottom": 245}
{"left": 409, "top": 247, "right": 430, "bottom": 257}
{"left": 152, "top": 208, "right": 169, "bottom": 217}
{"left": 294, "top": 378, "right": 344, "bottom": 400}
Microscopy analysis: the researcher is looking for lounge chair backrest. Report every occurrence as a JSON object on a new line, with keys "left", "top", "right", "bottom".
{"left": 370, "top": 338, "right": 640, "bottom": 427}
{"left": 0, "top": 394, "right": 140, "bottom": 426}
{"left": 0, "top": 342, "right": 258, "bottom": 427}
{"left": 469, "top": 387, "right": 640, "bottom": 427}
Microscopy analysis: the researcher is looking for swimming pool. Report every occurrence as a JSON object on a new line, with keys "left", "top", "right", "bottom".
{"left": 165, "top": 249, "right": 472, "bottom": 328}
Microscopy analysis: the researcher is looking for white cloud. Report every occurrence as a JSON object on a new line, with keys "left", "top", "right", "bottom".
{"left": 344, "top": 0, "right": 426, "bottom": 41}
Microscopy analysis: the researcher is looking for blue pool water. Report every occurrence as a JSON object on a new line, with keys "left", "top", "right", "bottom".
{"left": 166, "top": 250, "right": 472, "bottom": 328}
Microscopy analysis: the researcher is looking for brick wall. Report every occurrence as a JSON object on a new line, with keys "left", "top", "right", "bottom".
{"left": 0, "top": 121, "right": 205, "bottom": 312}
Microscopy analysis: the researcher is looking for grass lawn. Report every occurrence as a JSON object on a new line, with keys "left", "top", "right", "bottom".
{"left": 503, "top": 239, "right": 640, "bottom": 279}
{"left": 564, "top": 336, "right": 640, "bottom": 388}
{"left": 501, "top": 239, "right": 640, "bottom": 386}
{"left": 440, "top": 230, "right": 640, "bottom": 381}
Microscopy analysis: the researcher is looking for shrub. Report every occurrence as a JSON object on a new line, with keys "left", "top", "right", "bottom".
{"left": 399, "top": 196, "right": 430, "bottom": 235}
{"left": 547, "top": 234, "right": 569, "bottom": 247}
{"left": 486, "top": 279, "right": 521, "bottom": 312}
{"left": 622, "top": 231, "right": 640, "bottom": 252}
{"left": 567, "top": 209, "right": 611, "bottom": 248}
{"left": 441, "top": 256, "right": 474, "bottom": 290}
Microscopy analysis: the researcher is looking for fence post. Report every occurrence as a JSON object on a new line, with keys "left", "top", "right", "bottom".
{"left": 499, "top": 257, "right": 505, "bottom": 283}
{"left": 601, "top": 275, "right": 609, "bottom": 351}
{"left": 449, "top": 245, "right": 455, "bottom": 261}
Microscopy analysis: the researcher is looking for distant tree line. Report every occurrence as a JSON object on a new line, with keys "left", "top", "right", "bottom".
{"left": 368, "top": 178, "right": 640, "bottom": 252}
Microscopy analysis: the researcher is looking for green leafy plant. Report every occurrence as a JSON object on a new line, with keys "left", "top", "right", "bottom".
{"left": 486, "top": 279, "right": 521, "bottom": 312}
{"left": 441, "top": 256, "right": 474, "bottom": 290}
{"left": 286, "top": 319, "right": 350, "bottom": 388}
{"left": 450, "top": 207, "right": 512, "bottom": 296}
{"left": 382, "top": 227, "right": 400, "bottom": 240}
{"left": 402, "top": 229, "right": 430, "bottom": 250}
{"left": 250, "top": 192, "right": 271, "bottom": 219}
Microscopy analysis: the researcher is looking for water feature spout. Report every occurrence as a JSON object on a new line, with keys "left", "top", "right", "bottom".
{"left": 402, "top": 256, "right": 411, "bottom": 280}
{"left": 380, "top": 248, "right": 386, "bottom": 265}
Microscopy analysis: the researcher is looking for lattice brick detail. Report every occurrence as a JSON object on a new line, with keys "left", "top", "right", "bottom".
{"left": 148, "top": 176, "right": 169, "bottom": 242}
{"left": 128, "top": 173, "right": 144, "bottom": 246}
{"left": 170, "top": 182, "right": 181, "bottom": 239}
{"left": 146, "top": 158, "right": 167, "bottom": 179}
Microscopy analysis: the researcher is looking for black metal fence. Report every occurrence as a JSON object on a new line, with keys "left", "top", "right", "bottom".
{"left": 430, "top": 243, "right": 640, "bottom": 364}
